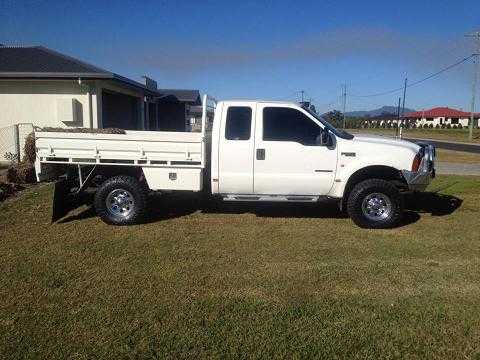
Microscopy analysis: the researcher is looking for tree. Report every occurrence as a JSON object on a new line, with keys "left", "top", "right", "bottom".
{"left": 323, "top": 110, "right": 343, "bottom": 128}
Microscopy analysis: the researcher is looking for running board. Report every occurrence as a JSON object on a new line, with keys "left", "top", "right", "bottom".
{"left": 222, "top": 194, "right": 319, "bottom": 202}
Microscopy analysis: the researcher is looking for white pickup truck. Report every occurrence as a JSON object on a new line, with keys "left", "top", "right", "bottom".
{"left": 35, "top": 96, "right": 435, "bottom": 228}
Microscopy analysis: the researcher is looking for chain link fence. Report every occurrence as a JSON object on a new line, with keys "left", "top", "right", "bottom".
{"left": 0, "top": 123, "right": 34, "bottom": 164}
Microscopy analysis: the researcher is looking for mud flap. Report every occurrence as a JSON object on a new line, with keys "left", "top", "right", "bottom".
{"left": 51, "top": 177, "right": 76, "bottom": 223}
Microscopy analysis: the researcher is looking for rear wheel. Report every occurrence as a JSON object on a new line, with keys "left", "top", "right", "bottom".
{"left": 347, "top": 179, "right": 403, "bottom": 229}
{"left": 94, "top": 175, "right": 147, "bottom": 225}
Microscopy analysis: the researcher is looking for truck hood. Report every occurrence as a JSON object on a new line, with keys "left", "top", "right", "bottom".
{"left": 351, "top": 134, "right": 420, "bottom": 152}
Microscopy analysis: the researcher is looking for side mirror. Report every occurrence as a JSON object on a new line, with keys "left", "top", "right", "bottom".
{"left": 316, "top": 129, "right": 331, "bottom": 146}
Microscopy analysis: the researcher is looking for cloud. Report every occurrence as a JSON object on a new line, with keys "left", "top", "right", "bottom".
{"left": 123, "top": 27, "right": 472, "bottom": 77}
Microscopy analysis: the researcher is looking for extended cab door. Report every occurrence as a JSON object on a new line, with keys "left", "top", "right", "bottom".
{"left": 253, "top": 104, "right": 337, "bottom": 195}
{"left": 217, "top": 103, "right": 256, "bottom": 194}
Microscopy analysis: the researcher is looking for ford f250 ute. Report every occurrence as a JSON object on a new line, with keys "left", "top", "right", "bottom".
{"left": 35, "top": 95, "right": 435, "bottom": 228}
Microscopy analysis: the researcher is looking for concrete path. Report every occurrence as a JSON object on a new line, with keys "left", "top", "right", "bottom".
{"left": 436, "top": 162, "right": 480, "bottom": 176}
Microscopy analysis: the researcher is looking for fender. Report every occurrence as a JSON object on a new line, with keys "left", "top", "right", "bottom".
{"left": 329, "top": 160, "right": 406, "bottom": 198}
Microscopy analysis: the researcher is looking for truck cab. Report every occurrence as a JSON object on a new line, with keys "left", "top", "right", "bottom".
{"left": 211, "top": 100, "right": 340, "bottom": 198}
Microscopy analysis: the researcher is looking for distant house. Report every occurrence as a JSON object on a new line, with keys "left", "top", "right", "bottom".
{"left": 403, "top": 107, "right": 480, "bottom": 128}
{"left": 0, "top": 45, "right": 202, "bottom": 161}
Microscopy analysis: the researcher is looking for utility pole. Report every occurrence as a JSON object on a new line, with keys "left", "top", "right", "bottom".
{"left": 401, "top": 76, "right": 408, "bottom": 116}
{"left": 300, "top": 90, "right": 305, "bottom": 103}
{"left": 342, "top": 84, "right": 347, "bottom": 129}
{"left": 400, "top": 76, "right": 408, "bottom": 135}
{"left": 466, "top": 31, "right": 480, "bottom": 142}
{"left": 396, "top": 97, "right": 401, "bottom": 138}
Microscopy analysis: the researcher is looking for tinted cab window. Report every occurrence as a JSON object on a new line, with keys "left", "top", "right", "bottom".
{"left": 263, "top": 107, "right": 320, "bottom": 145}
{"left": 225, "top": 107, "right": 252, "bottom": 140}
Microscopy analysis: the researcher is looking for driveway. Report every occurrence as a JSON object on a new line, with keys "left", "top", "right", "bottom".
{"left": 436, "top": 162, "right": 480, "bottom": 176}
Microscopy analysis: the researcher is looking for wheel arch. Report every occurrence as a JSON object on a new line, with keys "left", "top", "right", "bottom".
{"left": 94, "top": 165, "right": 144, "bottom": 181}
{"left": 76, "top": 165, "right": 146, "bottom": 191}
{"left": 339, "top": 165, "right": 406, "bottom": 211}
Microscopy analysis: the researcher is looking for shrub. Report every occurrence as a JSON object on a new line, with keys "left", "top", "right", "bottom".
{"left": 435, "top": 124, "right": 440, "bottom": 129}
{"left": 23, "top": 132, "right": 36, "bottom": 164}
{"left": 446, "top": 124, "right": 452, "bottom": 129}
{"left": 7, "top": 163, "right": 36, "bottom": 183}
{"left": 6, "top": 132, "right": 36, "bottom": 184}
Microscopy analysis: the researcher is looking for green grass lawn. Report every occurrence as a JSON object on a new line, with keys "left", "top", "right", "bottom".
{"left": 1, "top": 176, "right": 480, "bottom": 359}
{"left": 350, "top": 128, "right": 480, "bottom": 143}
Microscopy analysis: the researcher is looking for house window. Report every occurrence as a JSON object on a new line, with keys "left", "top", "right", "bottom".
{"left": 263, "top": 107, "right": 320, "bottom": 146}
{"left": 426, "top": 118, "right": 434, "bottom": 121}
{"left": 450, "top": 118, "right": 459, "bottom": 125}
{"left": 225, "top": 107, "right": 252, "bottom": 140}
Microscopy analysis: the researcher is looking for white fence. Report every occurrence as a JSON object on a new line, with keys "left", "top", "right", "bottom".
{"left": 0, "top": 123, "right": 34, "bottom": 163}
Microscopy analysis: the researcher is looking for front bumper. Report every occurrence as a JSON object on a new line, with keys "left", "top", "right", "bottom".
{"left": 401, "top": 143, "right": 436, "bottom": 192}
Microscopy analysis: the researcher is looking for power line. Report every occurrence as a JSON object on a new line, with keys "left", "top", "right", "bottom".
{"left": 350, "top": 54, "right": 475, "bottom": 98}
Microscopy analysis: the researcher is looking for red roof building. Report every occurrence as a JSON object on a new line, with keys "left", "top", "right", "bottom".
{"left": 402, "top": 107, "right": 480, "bottom": 128}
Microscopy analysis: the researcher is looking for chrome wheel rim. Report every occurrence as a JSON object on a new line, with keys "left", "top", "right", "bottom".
{"left": 361, "top": 192, "right": 392, "bottom": 222}
{"left": 106, "top": 189, "right": 134, "bottom": 218}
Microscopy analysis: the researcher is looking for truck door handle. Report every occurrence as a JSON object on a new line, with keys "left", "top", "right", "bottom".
{"left": 256, "top": 148, "right": 265, "bottom": 160}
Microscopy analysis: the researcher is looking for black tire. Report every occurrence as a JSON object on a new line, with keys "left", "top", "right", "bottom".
{"left": 346, "top": 179, "right": 403, "bottom": 229}
{"left": 94, "top": 175, "right": 147, "bottom": 225}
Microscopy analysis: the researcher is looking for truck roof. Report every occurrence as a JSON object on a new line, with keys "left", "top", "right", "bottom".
{"left": 219, "top": 99, "right": 299, "bottom": 106}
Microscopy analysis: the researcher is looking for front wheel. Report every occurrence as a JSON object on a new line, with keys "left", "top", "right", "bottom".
{"left": 347, "top": 179, "right": 403, "bottom": 229}
{"left": 94, "top": 175, "right": 147, "bottom": 225}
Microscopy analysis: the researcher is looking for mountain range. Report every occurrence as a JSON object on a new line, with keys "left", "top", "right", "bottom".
{"left": 345, "top": 106, "right": 416, "bottom": 118}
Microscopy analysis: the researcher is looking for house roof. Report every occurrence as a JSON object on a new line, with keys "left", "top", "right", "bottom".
{"left": 403, "top": 107, "right": 480, "bottom": 119}
{"left": 0, "top": 45, "right": 113, "bottom": 78}
{"left": 0, "top": 46, "right": 152, "bottom": 95}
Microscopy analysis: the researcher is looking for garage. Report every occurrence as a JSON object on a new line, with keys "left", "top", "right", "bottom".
{"left": 101, "top": 90, "right": 140, "bottom": 130}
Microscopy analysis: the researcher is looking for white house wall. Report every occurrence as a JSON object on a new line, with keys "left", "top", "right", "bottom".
{"left": 0, "top": 80, "right": 95, "bottom": 129}
{"left": 417, "top": 117, "right": 473, "bottom": 127}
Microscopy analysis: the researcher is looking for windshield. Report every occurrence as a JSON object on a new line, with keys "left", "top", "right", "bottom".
{"left": 304, "top": 107, "right": 354, "bottom": 140}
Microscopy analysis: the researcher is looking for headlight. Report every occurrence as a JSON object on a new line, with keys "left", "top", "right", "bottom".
{"left": 411, "top": 152, "right": 422, "bottom": 172}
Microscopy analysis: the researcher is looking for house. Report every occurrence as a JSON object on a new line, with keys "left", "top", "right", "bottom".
{"left": 0, "top": 45, "right": 201, "bottom": 131}
{"left": 0, "top": 45, "right": 202, "bottom": 161}
{"left": 402, "top": 107, "right": 480, "bottom": 128}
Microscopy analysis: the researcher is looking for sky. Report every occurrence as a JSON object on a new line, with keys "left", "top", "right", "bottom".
{"left": 1, "top": 0, "right": 480, "bottom": 113}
